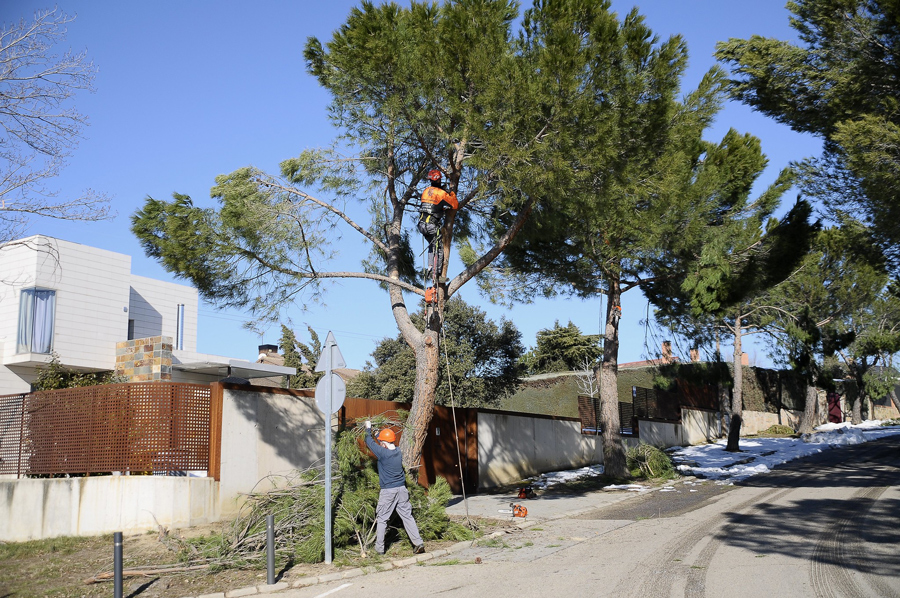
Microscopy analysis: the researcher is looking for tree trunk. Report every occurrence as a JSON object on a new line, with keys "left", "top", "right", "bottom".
{"left": 385, "top": 210, "right": 442, "bottom": 473}
{"left": 595, "top": 275, "right": 628, "bottom": 478}
{"left": 850, "top": 365, "right": 866, "bottom": 425}
{"left": 851, "top": 392, "right": 863, "bottom": 424}
{"left": 401, "top": 300, "right": 443, "bottom": 473}
{"left": 799, "top": 384, "right": 817, "bottom": 434}
{"left": 725, "top": 315, "right": 743, "bottom": 452}
{"left": 889, "top": 389, "right": 900, "bottom": 417}
{"left": 719, "top": 383, "right": 731, "bottom": 439}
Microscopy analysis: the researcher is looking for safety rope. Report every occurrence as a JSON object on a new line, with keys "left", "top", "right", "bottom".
{"left": 419, "top": 213, "right": 473, "bottom": 528}
{"left": 440, "top": 317, "right": 474, "bottom": 529}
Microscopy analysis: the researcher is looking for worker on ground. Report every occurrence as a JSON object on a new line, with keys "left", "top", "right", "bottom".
{"left": 364, "top": 420, "right": 425, "bottom": 555}
{"left": 417, "top": 168, "right": 458, "bottom": 282}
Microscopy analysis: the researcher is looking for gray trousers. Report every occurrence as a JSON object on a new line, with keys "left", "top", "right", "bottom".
{"left": 375, "top": 486, "right": 422, "bottom": 553}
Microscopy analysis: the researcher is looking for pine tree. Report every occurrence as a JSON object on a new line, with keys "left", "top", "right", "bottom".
{"left": 656, "top": 198, "right": 818, "bottom": 451}
{"left": 497, "top": 7, "right": 785, "bottom": 475}
{"left": 522, "top": 321, "right": 601, "bottom": 375}
{"left": 715, "top": 0, "right": 900, "bottom": 272}
{"left": 132, "top": 0, "right": 580, "bottom": 470}
{"left": 279, "top": 324, "right": 323, "bottom": 389}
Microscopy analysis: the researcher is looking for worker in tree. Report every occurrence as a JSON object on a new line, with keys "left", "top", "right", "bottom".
{"left": 417, "top": 169, "right": 458, "bottom": 281}
{"left": 364, "top": 420, "right": 425, "bottom": 555}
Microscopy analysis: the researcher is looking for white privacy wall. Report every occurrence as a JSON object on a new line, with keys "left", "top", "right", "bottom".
{"left": 476, "top": 411, "right": 605, "bottom": 489}
{"left": 129, "top": 275, "right": 199, "bottom": 351}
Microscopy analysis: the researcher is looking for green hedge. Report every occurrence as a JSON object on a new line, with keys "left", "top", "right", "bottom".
{"left": 500, "top": 363, "right": 810, "bottom": 418}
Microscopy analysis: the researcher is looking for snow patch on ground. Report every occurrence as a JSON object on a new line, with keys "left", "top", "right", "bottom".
{"left": 670, "top": 421, "right": 900, "bottom": 482}
{"left": 603, "top": 484, "right": 649, "bottom": 492}
{"left": 523, "top": 421, "right": 900, "bottom": 491}
{"left": 529, "top": 464, "right": 605, "bottom": 488}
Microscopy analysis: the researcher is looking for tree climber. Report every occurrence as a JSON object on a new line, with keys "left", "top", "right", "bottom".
{"left": 417, "top": 169, "right": 458, "bottom": 282}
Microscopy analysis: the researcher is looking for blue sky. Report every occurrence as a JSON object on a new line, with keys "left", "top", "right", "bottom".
{"left": 2, "top": 1, "right": 822, "bottom": 371}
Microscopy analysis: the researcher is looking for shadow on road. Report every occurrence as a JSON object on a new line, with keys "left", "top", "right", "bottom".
{"left": 738, "top": 435, "right": 900, "bottom": 489}
{"left": 715, "top": 435, "right": 900, "bottom": 576}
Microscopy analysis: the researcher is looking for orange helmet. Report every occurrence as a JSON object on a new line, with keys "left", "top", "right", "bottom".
{"left": 377, "top": 428, "right": 396, "bottom": 444}
{"left": 426, "top": 169, "right": 442, "bottom": 181}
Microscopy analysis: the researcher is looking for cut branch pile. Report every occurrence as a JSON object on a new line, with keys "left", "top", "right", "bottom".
{"left": 84, "top": 414, "right": 472, "bottom": 584}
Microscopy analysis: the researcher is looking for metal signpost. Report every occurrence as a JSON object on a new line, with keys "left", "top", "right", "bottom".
{"left": 314, "top": 331, "right": 346, "bottom": 565}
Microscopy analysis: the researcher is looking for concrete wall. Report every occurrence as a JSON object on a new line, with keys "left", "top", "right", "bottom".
{"left": 476, "top": 411, "right": 605, "bottom": 489}
{"left": 639, "top": 420, "right": 683, "bottom": 448}
{"left": 0, "top": 476, "right": 218, "bottom": 541}
{"left": 219, "top": 386, "right": 326, "bottom": 514}
{"left": 741, "top": 409, "right": 803, "bottom": 435}
{"left": 875, "top": 404, "right": 900, "bottom": 420}
{"left": 682, "top": 409, "right": 722, "bottom": 445}
{"left": 639, "top": 409, "right": 721, "bottom": 448}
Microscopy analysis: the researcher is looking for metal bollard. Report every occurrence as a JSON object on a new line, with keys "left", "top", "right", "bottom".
{"left": 114, "top": 531, "right": 123, "bottom": 598}
{"left": 266, "top": 514, "right": 275, "bottom": 585}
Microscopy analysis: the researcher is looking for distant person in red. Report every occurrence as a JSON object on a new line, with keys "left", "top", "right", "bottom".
{"left": 364, "top": 420, "right": 425, "bottom": 555}
{"left": 417, "top": 169, "right": 458, "bottom": 281}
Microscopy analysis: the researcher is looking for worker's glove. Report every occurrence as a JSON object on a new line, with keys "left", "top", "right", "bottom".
{"left": 365, "top": 420, "right": 371, "bottom": 429}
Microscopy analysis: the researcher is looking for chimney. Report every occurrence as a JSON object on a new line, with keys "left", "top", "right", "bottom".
{"left": 662, "top": 340, "right": 672, "bottom": 363}
{"left": 690, "top": 348, "right": 700, "bottom": 362}
{"left": 259, "top": 344, "right": 278, "bottom": 355}
{"left": 741, "top": 352, "right": 749, "bottom": 366}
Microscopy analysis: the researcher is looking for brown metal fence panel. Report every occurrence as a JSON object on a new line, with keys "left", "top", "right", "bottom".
{"left": 339, "top": 397, "right": 477, "bottom": 494}
{"left": 577, "top": 395, "right": 600, "bottom": 433}
{"left": 632, "top": 386, "right": 681, "bottom": 422}
{"left": 618, "top": 401, "right": 635, "bottom": 436}
{"left": 577, "top": 395, "right": 635, "bottom": 435}
{"left": 0, "top": 393, "right": 27, "bottom": 475}
{"left": 676, "top": 381, "right": 719, "bottom": 411}
{"left": 0, "top": 383, "right": 211, "bottom": 477}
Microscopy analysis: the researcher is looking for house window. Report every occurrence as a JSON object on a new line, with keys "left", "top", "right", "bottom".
{"left": 16, "top": 288, "right": 56, "bottom": 354}
{"left": 127, "top": 319, "right": 135, "bottom": 340}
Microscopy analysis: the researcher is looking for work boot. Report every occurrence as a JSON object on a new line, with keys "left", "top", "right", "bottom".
{"left": 414, "top": 544, "right": 425, "bottom": 555}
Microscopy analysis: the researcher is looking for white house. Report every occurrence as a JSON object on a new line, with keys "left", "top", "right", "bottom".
{"left": 0, "top": 235, "right": 293, "bottom": 394}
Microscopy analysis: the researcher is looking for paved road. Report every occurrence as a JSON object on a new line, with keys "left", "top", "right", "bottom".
{"left": 281, "top": 435, "right": 900, "bottom": 598}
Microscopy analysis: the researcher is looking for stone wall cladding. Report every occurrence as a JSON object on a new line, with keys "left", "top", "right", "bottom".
{"left": 115, "top": 336, "right": 173, "bottom": 382}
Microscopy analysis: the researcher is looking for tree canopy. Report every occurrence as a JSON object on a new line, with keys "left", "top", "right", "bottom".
{"left": 279, "top": 325, "right": 324, "bottom": 389}
{"left": 347, "top": 296, "right": 523, "bottom": 408}
{"left": 132, "top": 0, "right": 581, "bottom": 469}
{"left": 763, "top": 222, "right": 894, "bottom": 428}
{"left": 715, "top": 0, "right": 900, "bottom": 272}
{"left": 520, "top": 320, "right": 601, "bottom": 375}
{"left": 654, "top": 196, "right": 818, "bottom": 450}
{"left": 494, "top": 3, "right": 804, "bottom": 474}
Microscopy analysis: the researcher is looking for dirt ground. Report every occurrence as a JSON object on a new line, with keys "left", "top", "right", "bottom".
{"left": 0, "top": 517, "right": 508, "bottom": 598}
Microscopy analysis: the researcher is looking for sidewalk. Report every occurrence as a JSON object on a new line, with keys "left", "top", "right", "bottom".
{"left": 192, "top": 485, "right": 658, "bottom": 598}
{"left": 444, "top": 484, "right": 643, "bottom": 522}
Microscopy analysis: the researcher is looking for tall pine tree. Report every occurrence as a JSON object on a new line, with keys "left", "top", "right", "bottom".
{"left": 133, "top": 0, "right": 586, "bottom": 470}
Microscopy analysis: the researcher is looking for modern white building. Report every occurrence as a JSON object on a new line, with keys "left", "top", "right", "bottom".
{"left": 0, "top": 235, "right": 293, "bottom": 394}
